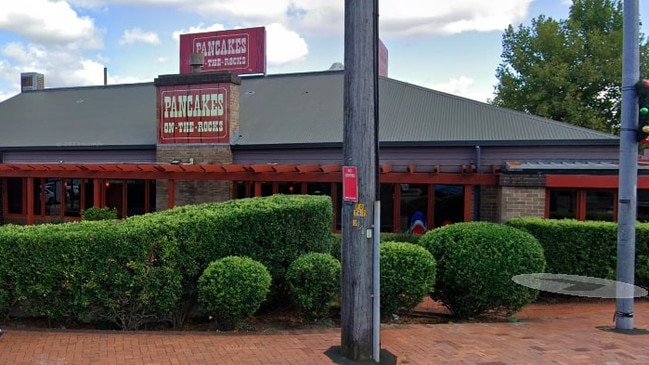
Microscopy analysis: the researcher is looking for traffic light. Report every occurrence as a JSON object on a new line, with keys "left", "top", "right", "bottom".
{"left": 637, "top": 79, "right": 649, "bottom": 144}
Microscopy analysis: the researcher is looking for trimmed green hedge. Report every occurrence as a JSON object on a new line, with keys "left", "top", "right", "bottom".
{"left": 0, "top": 194, "right": 334, "bottom": 329}
{"left": 506, "top": 218, "right": 649, "bottom": 289}
{"left": 380, "top": 242, "right": 436, "bottom": 317}
{"left": 286, "top": 253, "right": 341, "bottom": 319}
{"left": 198, "top": 256, "right": 272, "bottom": 331}
{"left": 419, "top": 222, "right": 546, "bottom": 319}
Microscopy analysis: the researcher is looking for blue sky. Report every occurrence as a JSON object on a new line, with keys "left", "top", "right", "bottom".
{"left": 0, "top": 1, "right": 647, "bottom": 103}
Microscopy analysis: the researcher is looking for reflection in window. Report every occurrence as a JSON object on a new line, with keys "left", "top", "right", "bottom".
{"left": 105, "top": 179, "right": 124, "bottom": 218}
{"left": 64, "top": 178, "right": 82, "bottom": 217}
{"left": 278, "top": 182, "right": 299, "bottom": 194}
{"left": 399, "top": 184, "right": 427, "bottom": 233}
{"left": 549, "top": 190, "right": 577, "bottom": 219}
{"left": 42, "top": 178, "right": 62, "bottom": 216}
{"left": 585, "top": 190, "right": 615, "bottom": 221}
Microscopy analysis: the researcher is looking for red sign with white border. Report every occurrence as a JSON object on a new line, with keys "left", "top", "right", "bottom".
{"left": 158, "top": 83, "right": 230, "bottom": 144}
{"left": 343, "top": 166, "right": 359, "bottom": 202}
{"left": 179, "top": 27, "right": 266, "bottom": 75}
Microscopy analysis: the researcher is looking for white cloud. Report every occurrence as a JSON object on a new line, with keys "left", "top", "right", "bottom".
{"left": 61, "top": 0, "right": 535, "bottom": 38}
{"left": 379, "top": 0, "right": 534, "bottom": 37}
{"left": 172, "top": 24, "right": 226, "bottom": 41}
{"left": 0, "top": 42, "right": 105, "bottom": 89}
{"left": 428, "top": 76, "right": 494, "bottom": 102}
{"left": 0, "top": 1, "right": 103, "bottom": 50}
{"left": 119, "top": 28, "right": 161, "bottom": 46}
{"left": 266, "top": 23, "right": 308, "bottom": 66}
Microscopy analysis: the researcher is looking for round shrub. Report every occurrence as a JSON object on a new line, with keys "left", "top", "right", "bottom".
{"left": 286, "top": 253, "right": 341, "bottom": 319}
{"left": 198, "top": 256, "right": 272, "bottom": 331}
{"left": 418, "top": 222, "right": 546, "bottom": 319}
{"left": 380, "top": 242, "right": 436, "bottom": 317}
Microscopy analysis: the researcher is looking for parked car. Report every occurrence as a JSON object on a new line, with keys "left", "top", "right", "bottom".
{"left": 45, "top": 187, "right": 55, "bottom": 204}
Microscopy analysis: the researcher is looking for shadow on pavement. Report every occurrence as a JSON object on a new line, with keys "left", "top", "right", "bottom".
{"left": 325, "top": 346, "right": 397, "bottom": 365}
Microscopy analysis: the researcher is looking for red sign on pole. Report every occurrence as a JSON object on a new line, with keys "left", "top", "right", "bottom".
{"left": 343, "top": 166, "right": 359, "bottom": 202}
{"left": 179, "top": 27, "right": 266, "bottom": 75}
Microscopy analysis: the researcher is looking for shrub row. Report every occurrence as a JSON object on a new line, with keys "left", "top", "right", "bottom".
{"left": 419, "top": 222, "right": 546, "bottom": 318}
{"left": 506, "top": 218, "right": 649, "bottom": 289}
{"left": 0, "top": 194, "right": 334, "bottom": 329}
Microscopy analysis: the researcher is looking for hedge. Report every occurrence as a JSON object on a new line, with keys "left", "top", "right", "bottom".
{"left": 0, "top": 194, "right": 334, "bottom": 329}
{"left": 506, "top": 218, "right": 649, "bottom": 289}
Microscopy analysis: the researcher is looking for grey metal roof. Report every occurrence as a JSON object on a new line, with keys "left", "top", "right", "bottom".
{"left": 0, "top": 82, "right": 156, "bottom": 149}
{"left": 237, "top": 71, "right": 619, "bottom": 146}
{"left": 0, "top": 70, "right": 619, "bottom": 150}
{"left": 505, "top": 160, "right": 649, "bottom": 172}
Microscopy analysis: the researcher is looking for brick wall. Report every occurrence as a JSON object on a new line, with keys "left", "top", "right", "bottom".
{"left": 156, "top": 146, "right": 233, "bottom": 209}
{"left": 478, "top": 185, "right": 499, "bottom": 222}
{"left": 498, "top": 186, "right": 545, "bottom": 222}
{"left": 497, "top": 174, "right": 546, "bottom": 222}
{"left": 154, "top": 71, "right": 240, "bottom": 210}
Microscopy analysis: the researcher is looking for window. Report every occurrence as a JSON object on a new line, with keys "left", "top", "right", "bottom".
{"left": 585, "top": 190, "right": 615, "bottom": 221}
{"left": 434, "top": 184, "right": 464, "bottom": 227}
{"left": 6, "top": 178, "right": 24, "bottom": 214}
{"left": 548, "top": 190, "right": 577, "bottom": 219}
{"left": 548, "top": 189, "right": 616, "bottom": 221}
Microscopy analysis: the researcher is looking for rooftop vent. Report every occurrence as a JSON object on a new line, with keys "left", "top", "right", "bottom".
{"left": 21, "top": 72, "right": 44, "bottom": 92}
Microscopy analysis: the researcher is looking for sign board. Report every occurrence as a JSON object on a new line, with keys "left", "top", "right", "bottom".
{"left": 179, "top": 27, "right": 266, "bottom": 75}
{"left": 343, "top": 166, "right": 359, "bottom": 202}
{"left": 157, "top": 83, "right": 230, "bottom": 144}
{"left": 378, "top": 39, "right": 388, "bottom": 77}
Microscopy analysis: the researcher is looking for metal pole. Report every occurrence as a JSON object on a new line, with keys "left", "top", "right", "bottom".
{"left": 616, "top": 0, "right": 639, "bottom": 330}
{"left": 372, "top": 0, "right": 381, "bottom": 362}
{"left": 372, "top": 200, "right": 381, "bottom": 362}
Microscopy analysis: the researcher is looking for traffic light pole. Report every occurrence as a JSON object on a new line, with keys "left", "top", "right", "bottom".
{"left": 616, "top": 0, "right": 639, "bottom": 331}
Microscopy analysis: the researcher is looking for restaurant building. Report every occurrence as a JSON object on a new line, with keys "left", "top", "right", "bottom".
{"left": 0, "top": 27, "right": 645, "bottom": 231}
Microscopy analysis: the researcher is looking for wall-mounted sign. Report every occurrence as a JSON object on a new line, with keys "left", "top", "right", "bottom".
{"left": 157, "top": 83, "right": 230, "bottom": 144}
{"left": 179, "top": 27, "right": 266, "bottom": 75}
{"left": 343, "top": 166, "right": 359, "bottom": 202}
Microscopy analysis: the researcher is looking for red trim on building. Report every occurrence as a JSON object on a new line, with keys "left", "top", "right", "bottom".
{"left": 547, "top": 174, "right": 649, "bottom": 189}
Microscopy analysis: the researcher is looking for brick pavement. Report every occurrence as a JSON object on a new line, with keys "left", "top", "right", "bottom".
{"left": 0, "top": 300, "right": 648, "bottom": 365}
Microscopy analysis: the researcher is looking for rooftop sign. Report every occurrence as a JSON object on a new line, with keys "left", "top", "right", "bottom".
{"left": 179, "top": 27, "right": 266, "bottom": 75}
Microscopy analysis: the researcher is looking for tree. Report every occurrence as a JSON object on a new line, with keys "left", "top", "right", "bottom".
{"left": 491, "top": 0, "right": 649, "bottom": 134}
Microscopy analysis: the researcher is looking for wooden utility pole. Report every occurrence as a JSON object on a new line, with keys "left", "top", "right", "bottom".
{"left": 341, "top": 0, "right": 378, "bottom": 361}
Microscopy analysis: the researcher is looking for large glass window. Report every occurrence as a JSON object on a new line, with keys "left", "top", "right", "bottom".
{"left": 278, "top": 182, "right": 299, "bottom": 194}
{"left": 64, "top": 178, "right": 82, "bottom": 217}
{"left": 127, "top": 180, "right": 146, "bottom": 216}
{"left": 6, "top": 178, "right": 23, "bottom": 214}
{"left": 105, "top": 179, "right": 124, "bottom": 218}
{"left": 638, "top": 190, "right": 649, "bottom": 222}
{"left": 399, "top": 184, "right": 427, "bottom": 233}
{"left": 42, "top": 178, "right": 63, "bottom": 216}
{"left": 585, "top": 190, "right": 615, "bottom": 221}
{"left": 434, "top": 184, "right": 464, "bottom": 227}
{"left": 549, "top": 190, "right": 577, "bottom": 219}
{"left": 84, "top": 179, "right": 95, "bottom": 211}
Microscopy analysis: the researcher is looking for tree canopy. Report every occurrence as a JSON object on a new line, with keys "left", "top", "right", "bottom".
{"left": 490, "top": 0, "right": 649, "bottom": 134}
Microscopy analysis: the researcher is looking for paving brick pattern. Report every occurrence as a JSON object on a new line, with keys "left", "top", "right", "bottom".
{"left": 0, "top": 301, "right": 647, "bottom": 364}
